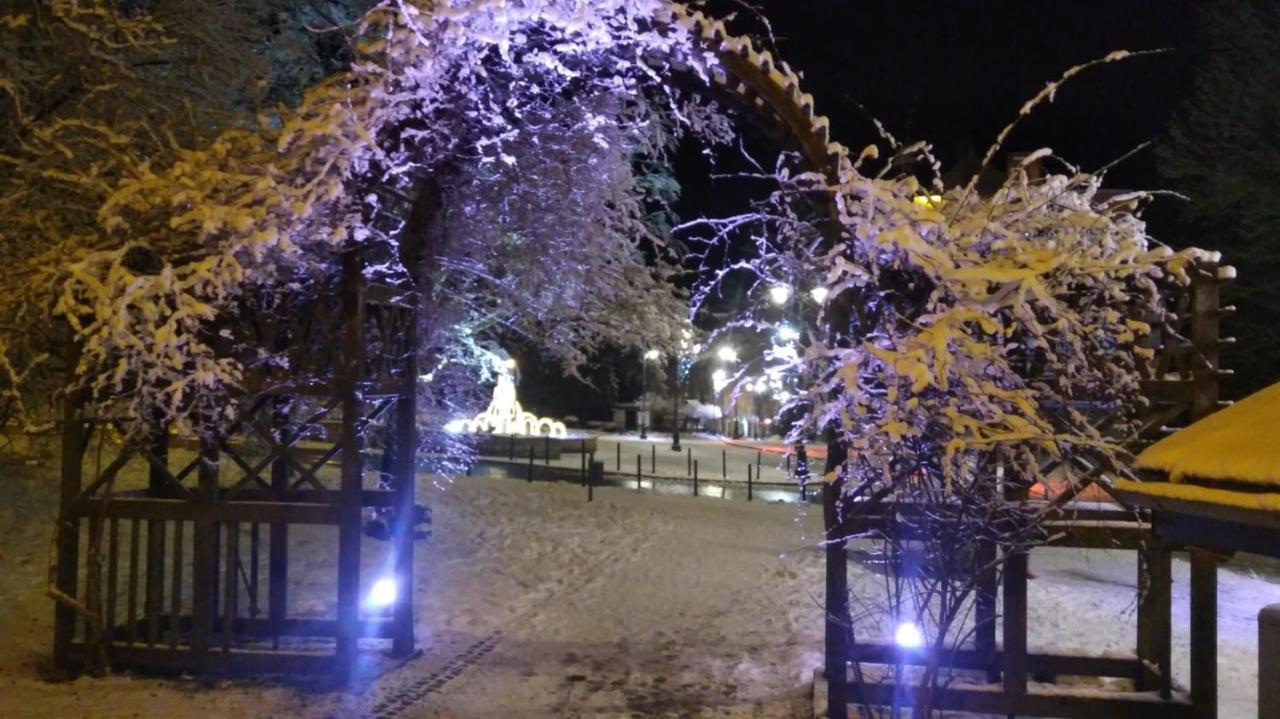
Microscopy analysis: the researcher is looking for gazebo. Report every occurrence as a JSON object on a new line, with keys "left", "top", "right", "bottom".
{"left": 1111, "top": 380, "right": 1280, "bottom": 719}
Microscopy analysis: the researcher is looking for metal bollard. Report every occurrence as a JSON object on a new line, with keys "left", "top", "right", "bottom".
{"left": 687, "top": 447, "right": 692, "bottom": 475}
{"left": 651, "top": 444, "right": 656, "bottom": 474}
{"left": 616, "top": 441, "right": 621, "bottom": 471}
{"left": 747, "top": 464, "right": 753, "bottom": 501}
{"left": 588, "top": 461, "right": 602, "bottom": 502}
{"left": 693, "top": 459, "right": 699, "bottom": 497}
{"left": 636, "top": 454, "right": 642, "bottom": 490}
{"left": 721, "top": 448, "right": 726, "bottom": 478}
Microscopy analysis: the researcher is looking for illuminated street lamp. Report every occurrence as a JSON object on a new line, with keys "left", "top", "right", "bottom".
{"left": 716, "top": 346, "right": 738, "bottom": 363}
{"left": 810, "top": 286, "right": 829, "bottom": 304}
{"left": 640, "top": 349, "right": 660, "bottom": 439}
{"left": 769, "top": 285, "right": 792, "bottom": 306}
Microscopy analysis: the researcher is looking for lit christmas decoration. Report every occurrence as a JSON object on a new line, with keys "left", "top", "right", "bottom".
{"left": 716, "top": 346, "right": 738, "bottom": 363}
{"left": 768, "top": 285, "right": 791, "bottom": 305}
{"left": 809, "top": 286, "right": 829, "bottom": 304}
{"left": 461, "top": 354, "right": 567, "bottom": 437}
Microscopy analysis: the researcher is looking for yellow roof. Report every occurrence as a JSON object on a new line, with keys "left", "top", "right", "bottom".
{"left": 1134, "top": 381, "right": 1280, "bottom": 486}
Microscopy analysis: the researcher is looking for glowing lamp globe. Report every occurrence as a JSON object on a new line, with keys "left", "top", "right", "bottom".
{"left": 768, "top": 285, "right": 791, "bottom": 305}
{"left": 367, "top": 578, "right": 398, "bottom": 609}
{"left": 894, "top": 621, "right": 924, "bottom": 649}
{"left": 810, "top": 286, "right": 829, "bottom": 304}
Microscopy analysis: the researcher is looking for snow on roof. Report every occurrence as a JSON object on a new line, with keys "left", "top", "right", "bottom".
{"left": 1134, "top": 380, "right": 1280, "bottom": 486}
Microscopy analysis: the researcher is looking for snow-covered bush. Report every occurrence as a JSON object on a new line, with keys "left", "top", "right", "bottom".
{"left": 2, "top": 0, "right": 734, "bottom": 440}
{"left": 689, "top": 51, "right": 1210, "bottom": 712}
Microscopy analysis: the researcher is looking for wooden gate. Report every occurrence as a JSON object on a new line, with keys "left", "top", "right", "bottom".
{"left": 53, "top": 244, "right": 422, "bottom": 677}
{"left": 820, "top": 256, "right": 1233, "bottom": 718}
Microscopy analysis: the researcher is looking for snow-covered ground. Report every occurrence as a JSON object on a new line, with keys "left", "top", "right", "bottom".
{"left": 1, "top": 460, "right": 1276, "bottom": 717}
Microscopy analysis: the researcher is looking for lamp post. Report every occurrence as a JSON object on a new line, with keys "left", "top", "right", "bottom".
{"left": 640, "top": 349, "right": 659, "bottom": 439}
{"left": 671, "top": 329, "right": 694, "bottom": 452}
{"left": 713, "top": 346, "right": 737, "bottom": 437}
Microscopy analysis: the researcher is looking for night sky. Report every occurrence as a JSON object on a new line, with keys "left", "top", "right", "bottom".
{"left": 530, "top": 1, "right": 1209, "bottom": 418}
{"left": 716, "top": 0, "right": 1197, "bottom": 198}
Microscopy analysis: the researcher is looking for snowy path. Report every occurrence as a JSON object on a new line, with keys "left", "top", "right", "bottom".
{"left": 1, "top": 464, "right": 1276, "bottom": 717}
{"left": 372, "top": 475, "right": 827, "bottom": 718}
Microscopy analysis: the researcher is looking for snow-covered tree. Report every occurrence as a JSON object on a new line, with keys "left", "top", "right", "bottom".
{"left": 1, "top": 0, "right": 726, "bottom": 442}
{"left": 1159, "top": 0, "right": 1280, "bottom": 395}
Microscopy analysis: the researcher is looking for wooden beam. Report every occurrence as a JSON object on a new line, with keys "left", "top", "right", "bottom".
{"left": 1136, "top": 548, "right": 1173, "bottom": 697}
{"left": 335, "top": 250, "right": 366, "bottom": 677}
{"left": 70, "top": 498, "right": 342, "bottom": 525}
{"left": 1189, "top": 548, "right": 1218, "bottom": 719}
{"left": 840, "top": 679, "right": 1196, "bottom": 718}
{"left": 847, "top": 643, "right": 1142, "bottom": 678}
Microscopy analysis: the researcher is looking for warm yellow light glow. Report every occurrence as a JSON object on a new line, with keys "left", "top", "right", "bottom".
{"left": 504, "top": 357, "right": 518, "bottom": 369}
{"left": 912, "top": 194, "right": 944, "bottom": 209}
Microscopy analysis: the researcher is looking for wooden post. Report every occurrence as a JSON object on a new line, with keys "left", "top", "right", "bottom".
{"left": 144, "top": 425, "right": 170, "bottom": 648}
{"left": 335, "top": 250, "right": 366, "bottom": 675}
{"left": 1137, "top": 547, "right": 1173, "bottom": 696}
{"left": 1189, "top": 261, "right": 1222, "bottom": 423}
{"left": 823, "top": 441, "right": 850, "bottom": 719}
{"left": 1190, "top": 548, "right": 1218, "bottom": 719}
{"left": 392, "top": 322, "right": 419, "bottom": 657}
{"left": 1002, "top": 546, "right": 1029, "bottom": 698}
{"left": 54, "top": 382, "right": 88, "bottom": 668}
{"left": 747, "top": 464, "right": 753, "bottom": 501}
{"left": 191, "top": 438, "right": 220, "bottom": 664}
{"left": 1260, "top": 605, "right": 1280, "bottom": 719}
{"left": 268, "top": 400, "right": 288, "bottom": 649}
{"left": 975, "top": 539, "right": 999, "bottom": 683}
{"left": 223, "top": 522, "right": 239, "bottom": 652}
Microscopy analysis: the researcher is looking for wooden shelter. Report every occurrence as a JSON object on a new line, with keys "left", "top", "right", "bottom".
{"left": 1113, "top": 379, "right": 1280, "bottom": 558}
{"left": 1111, "top": 380, "right": 1280, "bottom": 719}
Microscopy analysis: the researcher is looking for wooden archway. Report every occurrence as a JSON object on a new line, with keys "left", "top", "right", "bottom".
{"left": 49, "top": 1, "right": 850, "bottom": 680}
